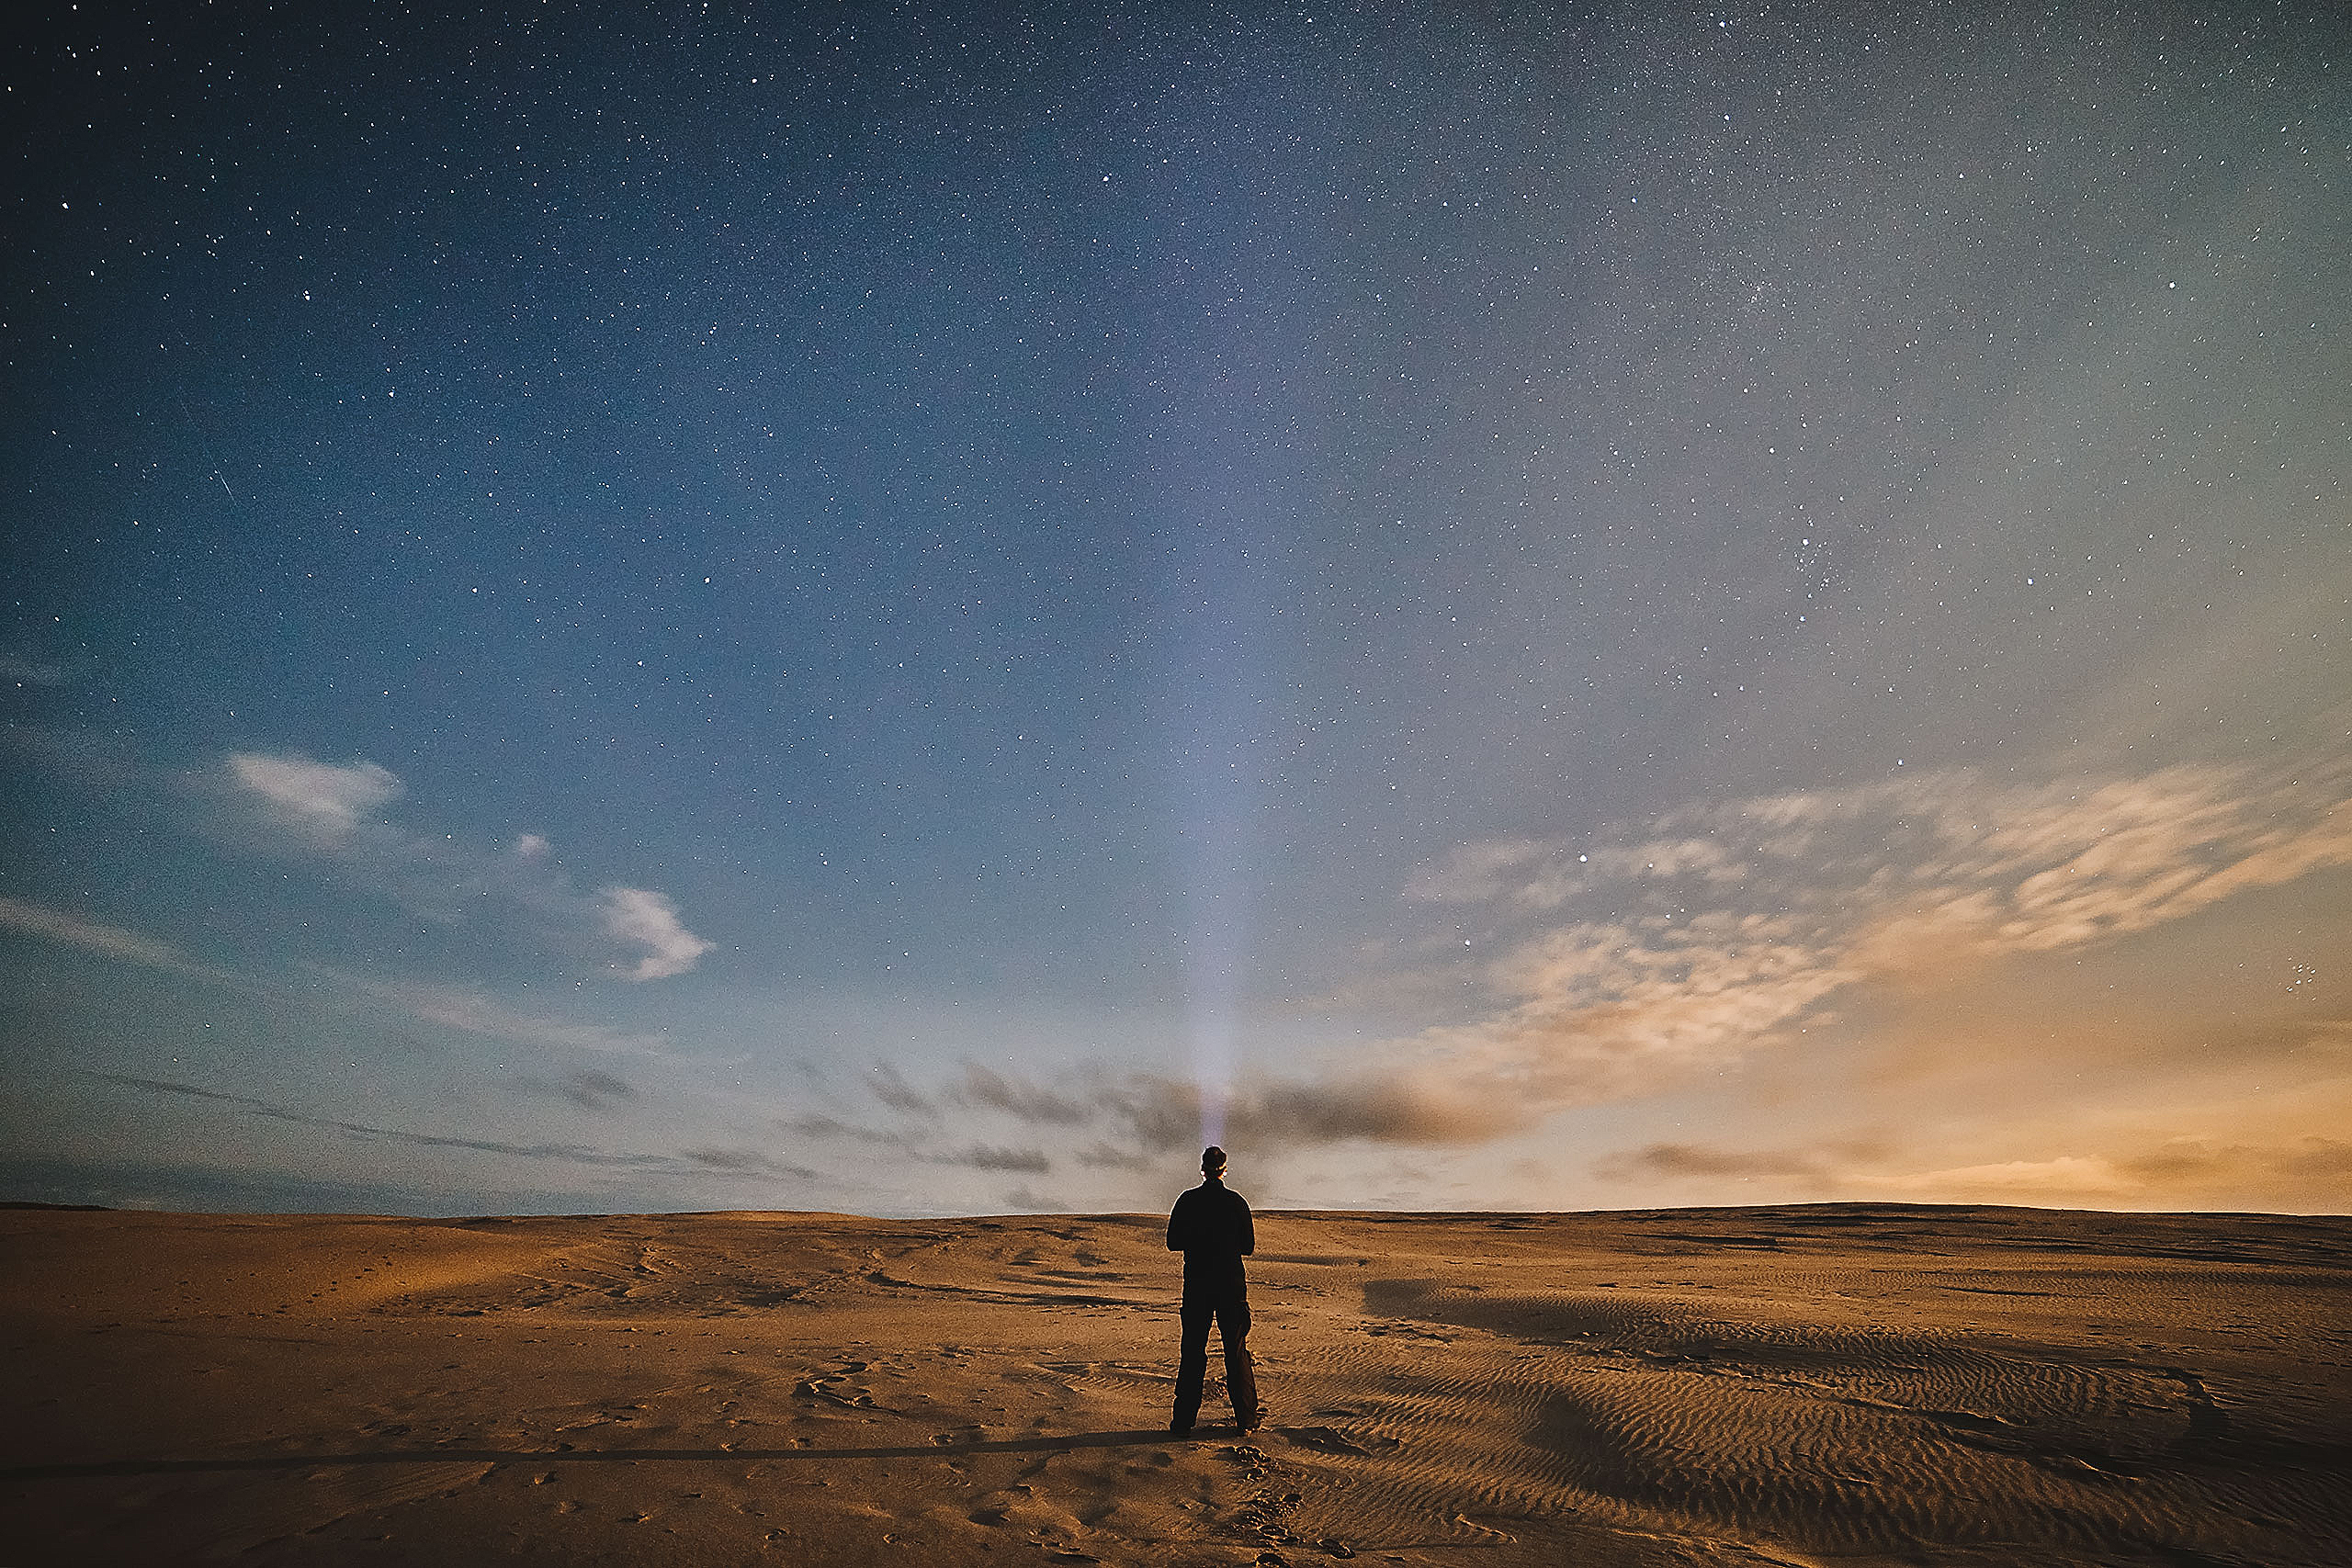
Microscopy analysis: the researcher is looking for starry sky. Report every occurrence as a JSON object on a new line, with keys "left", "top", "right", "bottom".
{"left": 5, "top": 1, "right": 2347, "bottom": 1218}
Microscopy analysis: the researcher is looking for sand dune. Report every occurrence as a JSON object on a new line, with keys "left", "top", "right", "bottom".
{"left": 3, "top": 1203, "right": 2346, "bottom": 1565}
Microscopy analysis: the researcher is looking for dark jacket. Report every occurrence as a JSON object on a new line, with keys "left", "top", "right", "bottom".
{"left": 1167, "top": 1176, "right": 1254, "bottom": 1292}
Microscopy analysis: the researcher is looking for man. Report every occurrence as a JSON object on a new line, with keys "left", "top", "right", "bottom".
{"left": 1166, "top": 1145, "right": 1261, "bottom": 1436}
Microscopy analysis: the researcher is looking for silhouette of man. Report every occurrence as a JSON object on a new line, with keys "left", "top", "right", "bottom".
{"left": 1167, "top": 1145, "right": 1260, "bottom": 1436}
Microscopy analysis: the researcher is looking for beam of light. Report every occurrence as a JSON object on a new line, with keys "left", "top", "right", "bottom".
{"left": 1177, "top": 739, "right": 1255, "bottom": 1152}
{"left": 1168, "top": 501, "right": 1268, "bottom": 1156}
{"left": 1156, "top": 423, "right": 1311, "bottom": 1160}
{"left": 1150, "top": 385, "right": 1283, "bottom": 1158}
{"left": 1138, "top": 73, "right": 1320, "bottom": 1161}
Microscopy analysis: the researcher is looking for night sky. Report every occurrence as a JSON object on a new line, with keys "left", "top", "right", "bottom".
{"left": 5, "top": 2, "right": 2346, "bottom": 1217}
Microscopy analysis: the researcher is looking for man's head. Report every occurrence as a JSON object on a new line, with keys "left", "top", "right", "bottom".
{"left": 1202, "top": 1146, "right": 1227, "bottom": 1178}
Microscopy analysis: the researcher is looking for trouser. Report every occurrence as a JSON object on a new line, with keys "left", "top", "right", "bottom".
{"left": 1172, "top": 1289, "right": 1258, "bottom": 1429}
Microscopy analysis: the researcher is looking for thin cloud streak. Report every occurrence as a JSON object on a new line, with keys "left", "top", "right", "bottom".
{"left": 0, "top": 896, "right": 252, "bottom": 991}
{"left": 1594, "top": 1133, "right": 2352, "bottom": 1210}
{"left": 513, "top": 1069, "right": 638, "bottom": 1111}
{"left": 77, "top": 1072, "right": 815, "bottom": 1182}
{"left": 0, "top": 897, "right": 683, "bottom": 1068}
{"left": 956, "top": 1145, "right": 1053, "bottom": 1174}
{"left": 311, "top": 968, "right": 681, "bottom": 1058}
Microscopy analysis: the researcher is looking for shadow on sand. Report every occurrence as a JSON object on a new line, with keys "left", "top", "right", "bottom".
{"left": 0, "top": 1427, "right": 1261, "bottom": 1482}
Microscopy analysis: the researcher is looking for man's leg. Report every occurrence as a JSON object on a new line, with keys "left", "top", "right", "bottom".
{"left": 1170, "top": 1298, "right": 1213, "bottom": 1432}
{"left": 1217, "top": 1295, "right": 1260, "bottom": 1429}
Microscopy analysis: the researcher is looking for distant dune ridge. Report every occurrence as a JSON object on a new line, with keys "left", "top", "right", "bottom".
{"left": 3, "top": 1203, "right": 2347, "bottom": 1565}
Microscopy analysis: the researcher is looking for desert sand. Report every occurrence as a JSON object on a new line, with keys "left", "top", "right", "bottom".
{"left": 3, "top": 1201, "right": 2347, "bottom": 1566}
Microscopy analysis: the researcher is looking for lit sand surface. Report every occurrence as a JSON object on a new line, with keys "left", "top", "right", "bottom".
{"left": 4, "top": 1204, "right": 2347, "bottom": 1565}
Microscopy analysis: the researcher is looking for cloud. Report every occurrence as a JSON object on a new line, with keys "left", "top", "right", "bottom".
{"left": 793, "top": 1075, "right": 1207, "bottom": 1174}
{"left": 221, "top": 750, "right": 713, "bottom": 981}
{"left": 514, "top": 1068, "right": 637, "bottom": 1111}
{"left": 227, "top": 752, "right": 403, "bottom": 840}
{"left": 1408, "top": 835, "right": 1749, "bottom": 910}
{"left": 1353, "top": 756, "right": 2352, "bottom": 1144}
{"left": 955, "top": 1144, "right": 1053, "bottom": 1173}
{"left": 1860, "top": 1156, "right": 2141, "bottom": 1201}
{"left": 950, "top": 1064, "right": 1095, "bottom": 1124}
{"left": 781, "top": 1098, "right": 1061, "bottom": 1174}
{"left": 678, "top": 1145, "right": 819, "bottom": 1179}
{"left": 1588, "top": 1131, "right": 2352, "bottom": 1210}
{"left": 1404, "top": 838, "right": 1560, "bottom": 905}
{"left": 1419, "top": 761, "right": 2352, "bottom": 961}
{"left": 2111, "top": 1135, "right": 2352, "bottom": 1190}
{"left": 598, "top": 886, "right": 714, "bottom": 981}
{"left": 1593, "top": 1141, "right": 1849, "bottom": 1187}
{"left": 2276, "top": 1138, "right": 2352, "bottom": 1179}
{"left": 0, "top": 900, "right": 676, "bottom": 1076}
{"left": 782, "top": 1114, "right": 906, "bottom": 1146}
{"left": 312, "top": 969, "right": 676, "bottom": 1056}
{"left": 1239, "top": 1070, "right": 1536, "bottom": 1145}
{"left": 79, "top": 1072, "right": 815, "bottom": 1183}
{"left": 866, "top": 1063, "right": 939, "bottom": 1116}
{"left": 1073, "top": 1141, "right": 1153, "bottom": 1171}
{"left": 0, "top": 896, "right": 248, "bottom": 990}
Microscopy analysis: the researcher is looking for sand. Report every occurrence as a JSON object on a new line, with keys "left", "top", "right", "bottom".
{"left": 3, "top": 1202, "right": 2347, "bottom": 1567}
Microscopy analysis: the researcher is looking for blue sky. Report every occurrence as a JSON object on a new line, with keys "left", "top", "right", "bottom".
{"left": 4, "top": 0, "right": 2346, "bottom": 1216}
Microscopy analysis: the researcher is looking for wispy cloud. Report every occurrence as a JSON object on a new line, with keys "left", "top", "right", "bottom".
{"left": 314, "top": 969, "right": 678, "bottom": 1057}
{"left": 78, "top": 1071, "right": 812, "bottom": 1181}
{"left": 675, "top": 1145, "right": 818, "bottom": 1179}
{"left": 0, "top": 899, "right": 682, "bottom": 1077}
{"left": 513, "top": 1068, "right": 638, "bottom": 1111}
{"left": 1591, "top": 1130, "right": 2352, "bottom": 1209}
{"left": 792, "top": 1081, "right": 1060, "bottom": 1174}
{"left": 1346, "top": 757, "right": 2352, "bottom": 1140}
{"left": 1593, "top": 1141, "right": 1869, "bottom": 1190}
{"left": 0, "top": 896, "right": 249, "bottom": 990}
{"left": 865, "top": 1063, "right": 938, "bottom": 1116}
{"left": 228, "top": 752, "right": 403, "bottom": 841}
{"left": 597, "top": 886, "right": 713, "bottom": 981}
{"left": 1868, "top": 1137, "right": 2352, "bottom": 1204}
{"left": 1072, "top": 1141, "right": 1153, "bottom": 1171}
{"left": 950, "top": 1065, "right": 1095, "bottom": 1124}
{"left": 782, "top": 1113, "right": 907, "bottom": 1146}
{"left": 222, "top": 750, "right": 714, "bottom": 981}
{"left": 1417, "top": 760, "right": 2352, "bottom": 964}
{"left": 954, "top": 1144, "right": 1053, "bottom": 1173}
{"left": 1862, "top": 1156, "right": 2142, "bottom": 1201}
